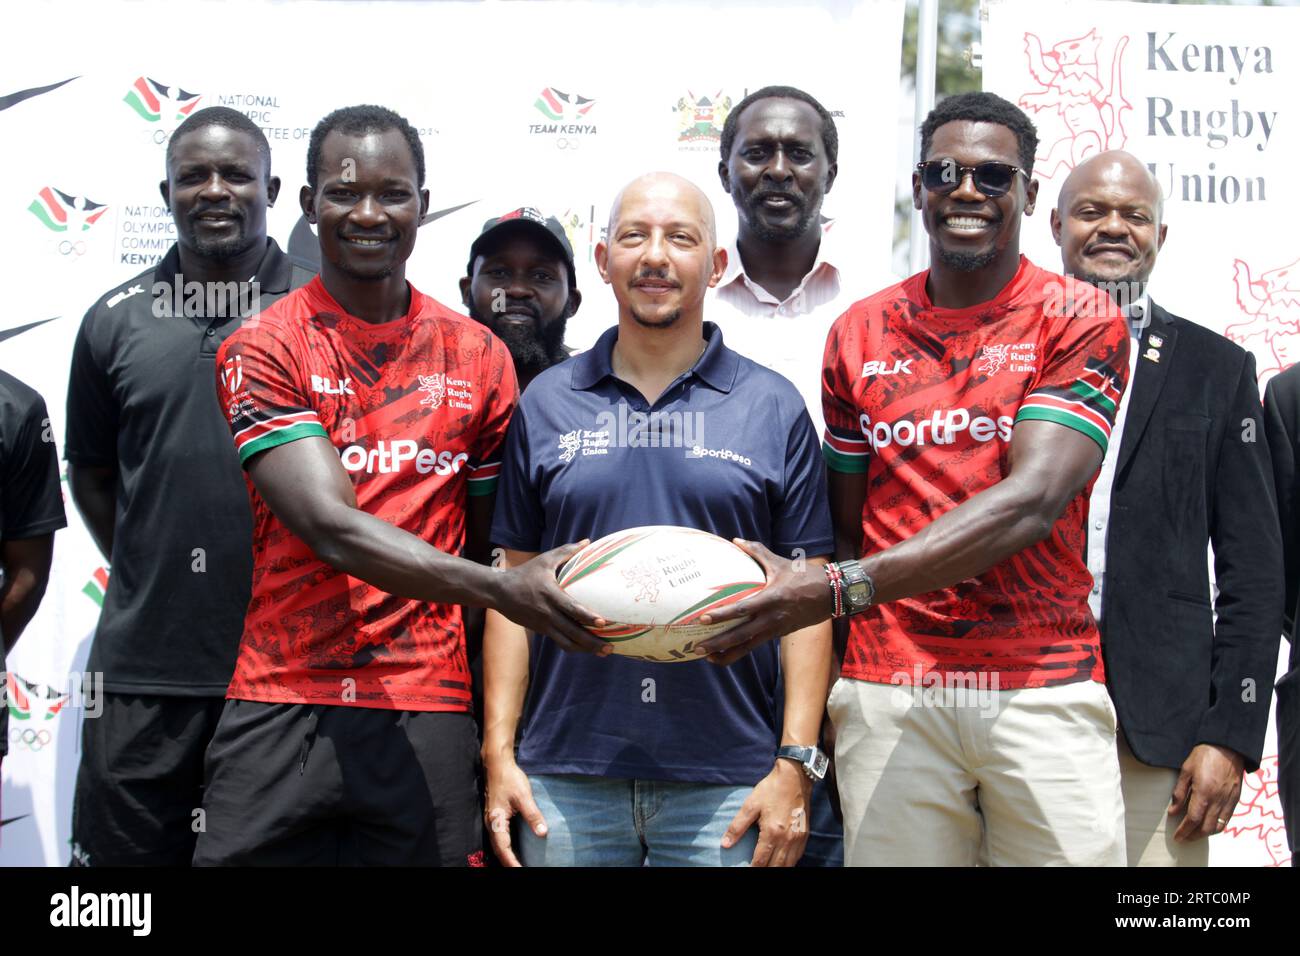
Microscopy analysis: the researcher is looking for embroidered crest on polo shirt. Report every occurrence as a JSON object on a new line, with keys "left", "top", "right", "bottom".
{"left": 557, "top": 427, "right": 610, "bottom": 462}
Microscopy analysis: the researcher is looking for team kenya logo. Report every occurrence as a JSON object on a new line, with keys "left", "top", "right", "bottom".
{"left": 532, "top": 87, "right": 597, "bottom": 147}
{"left": 1019, "top": 28, "right": 1131, "bottom": 179}
{"left": 123, "top": 76, "right": 202, "bottom": 123}
{"left": 859, "top": 408, "right": 1014, "bottom": 451}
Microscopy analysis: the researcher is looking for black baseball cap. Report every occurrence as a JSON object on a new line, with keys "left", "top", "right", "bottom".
{"left": 466, "top": 207, "right": 577, "bottom": 285}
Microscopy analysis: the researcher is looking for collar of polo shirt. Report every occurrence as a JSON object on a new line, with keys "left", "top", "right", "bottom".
{"left": 569, "top": 321, "right": 739, "bottom": 394}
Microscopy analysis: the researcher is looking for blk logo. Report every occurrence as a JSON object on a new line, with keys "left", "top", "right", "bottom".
{"left": 310, "top": 374, "right": 354, "bottom": 395}
{"left": 861, "top": 359, "right": 913, "bottom": 377}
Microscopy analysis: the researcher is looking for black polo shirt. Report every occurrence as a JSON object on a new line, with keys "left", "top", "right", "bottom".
{"left": 1, "top": 370, "right": 68, "bottom": 756}
{"left": 65, "top": 240, "right": 314, "bottom": 696}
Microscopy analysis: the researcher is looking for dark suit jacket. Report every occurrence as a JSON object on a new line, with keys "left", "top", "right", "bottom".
{"left": 1100, "top": 301, "right": 1283, "bottom": 773}
{"left": 1262, "top": 363, "right": 1300, "bottom": 851}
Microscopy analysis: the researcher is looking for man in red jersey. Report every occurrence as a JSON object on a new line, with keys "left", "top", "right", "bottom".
{"left": 699, "top": 93, "right": 1132, "bottom": 865}
{"left": 194, "top": 105, "right": 603, "bottom": 866}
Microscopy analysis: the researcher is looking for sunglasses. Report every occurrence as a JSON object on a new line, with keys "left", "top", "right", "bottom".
{"left": 915, "top": 159, "right": 1030, "bottom": 197}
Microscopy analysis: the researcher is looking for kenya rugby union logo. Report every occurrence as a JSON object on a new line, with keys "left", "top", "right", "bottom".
{"left": 1018, "top": 29, "right": 1132, "bottom": 179}
{"left": 1227, "top": 255, "right": 1300, "bottom": 386}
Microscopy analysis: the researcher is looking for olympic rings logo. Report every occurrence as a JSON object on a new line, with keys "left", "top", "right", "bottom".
{"left": 555, "top": 137, "right": 581, "bottom": 151}
{"left": 58, "top": 240, "right": 87, "bottom": 257}
{"left": 10, "top": 727, "right": 53, "bottom": 751}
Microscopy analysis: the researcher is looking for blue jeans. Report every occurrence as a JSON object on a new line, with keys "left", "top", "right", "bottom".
{"left": 517, "top": 774, "right": 759, "bottom": 867}
{"left": 797, "top": 777, "right": 845, "bottom": 867}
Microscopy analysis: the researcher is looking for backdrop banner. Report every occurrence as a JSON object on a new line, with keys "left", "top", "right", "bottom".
{"left": 0, "top": 0, "right": 905, "bottom": 866}
{"left": 985, "top": 0, "right": 1297, "bottom": 867}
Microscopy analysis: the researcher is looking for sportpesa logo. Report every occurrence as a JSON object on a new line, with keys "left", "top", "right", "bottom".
{"left": 339, "top": 440, "right": 467, "bottom": 476}
{"left": 860, "top": 408, "right": 1013, "bottom": 451}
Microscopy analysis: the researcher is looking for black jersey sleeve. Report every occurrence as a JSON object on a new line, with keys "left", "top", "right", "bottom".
{"left": 65, "top": 306, "right": 120, "bottom": 467}
{"left": 0, "top": 374, "right": 67, "bottom": 540}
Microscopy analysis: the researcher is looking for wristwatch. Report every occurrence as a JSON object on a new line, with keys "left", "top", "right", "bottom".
{"left": 776, "top": 745, "right": 829, "bottom": 781}
{"left": 826, "top": 559, "right": 875, "bottom": 618}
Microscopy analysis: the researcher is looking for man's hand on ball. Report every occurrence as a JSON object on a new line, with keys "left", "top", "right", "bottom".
{"left": 696, "top": 540, "right": 833, "bottom": 665}
{"left": 496, "top": 541, "right": 613, "bottom": 656}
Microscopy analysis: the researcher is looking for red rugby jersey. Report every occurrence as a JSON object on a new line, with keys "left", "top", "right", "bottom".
{"left": 822, "top": 256, "right": 1129, "bottom": 690}
{"left": 215, "top": 277, "right": 517, "bottom": 710}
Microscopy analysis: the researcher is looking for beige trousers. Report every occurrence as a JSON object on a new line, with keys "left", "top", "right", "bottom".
{"left": 1117, "top": 731, "right": 1209, "bottom": 867}
{"left": 829, "top": 676, "right": 1125, "bottom": 866}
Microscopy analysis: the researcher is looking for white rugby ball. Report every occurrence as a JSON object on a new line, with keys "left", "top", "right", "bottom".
{"left": 556, "top": 525, "right": 766, "bottom": 663}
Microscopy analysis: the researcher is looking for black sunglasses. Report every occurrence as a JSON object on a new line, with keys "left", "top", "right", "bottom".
{"left": 915, "top": 159, "right": 1030, "bottom": 197}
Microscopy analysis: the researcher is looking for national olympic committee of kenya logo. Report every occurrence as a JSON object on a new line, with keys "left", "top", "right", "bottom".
{"left": 123, "top": 75, "right": 203, "bottom": 147}
{"left": 27, "top": 186, "right": 109, "bottom": 257}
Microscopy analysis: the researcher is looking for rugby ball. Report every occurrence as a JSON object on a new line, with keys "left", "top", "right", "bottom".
{"left": 556, "top": 525, "right": 766, "bottom": 663}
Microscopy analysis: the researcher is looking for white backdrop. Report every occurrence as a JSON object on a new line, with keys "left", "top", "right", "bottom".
{"left": 985, "top": 0, "right": 1298, "bottom": 867}
{"left": 0, "top": 0, "right": 905, "bottom": 865}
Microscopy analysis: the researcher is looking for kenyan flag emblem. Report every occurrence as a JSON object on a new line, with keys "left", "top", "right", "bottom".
{"left": 534, "top": 87, "right": 594, "bottom": 122}
{"left": 124, "top": 76, "right": 202, "bottom": 122}
{"left": 28, "top": 187, "right": 108, "bottom": 233}
{"left": 82, "top": 566, "right": 109, "bottom": 607}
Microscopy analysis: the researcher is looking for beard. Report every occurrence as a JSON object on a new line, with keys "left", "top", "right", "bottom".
{"left": 742, "top": 192, "right": 819, "bottom": 243}
{"left": 188, "top": 218, "right": 257, "bottom": 261}
{"left": 629, "top": 306, "right": 681, "bottom": 329}
{"left": 467, "top": 301, "right": 569, "bottom": 376}
{"left": 937, "top": 245, "right": 999, "bottom": 272}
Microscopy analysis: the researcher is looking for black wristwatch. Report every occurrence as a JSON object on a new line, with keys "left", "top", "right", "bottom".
{"left": 834, "top": 559, "right": 875, "bottom": 616}
{"left": 776, "top": 745, "right": 829, "bottom": 781}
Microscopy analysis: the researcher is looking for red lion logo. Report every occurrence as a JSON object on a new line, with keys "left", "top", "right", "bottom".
{"left": 1227, "top": 256, "right": 1300, "bottom": 387}
{"left": 1018, "top": 29, "right": 1132, "bottom": 180}
{"left": 1223, "top": 755, "right": 1291, "bottom": 867}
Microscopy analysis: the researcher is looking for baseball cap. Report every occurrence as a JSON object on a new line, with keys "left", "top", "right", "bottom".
{"left": 466, "top": 207, "right": 577, "bottom": 285}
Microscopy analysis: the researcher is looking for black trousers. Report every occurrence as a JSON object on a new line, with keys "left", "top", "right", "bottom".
{"left": 193, "top": 700, "right": 483, "bottom": 866}
{"left": 71, "top": 693, "right": 226, "bottom": 866}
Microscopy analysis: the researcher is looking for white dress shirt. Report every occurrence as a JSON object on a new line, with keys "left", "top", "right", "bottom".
{"left": 1087, "top": 295, "right": 1148, "bottom": 623}
{"left": 708, "top": 221, "right": 887, "bottom": 439}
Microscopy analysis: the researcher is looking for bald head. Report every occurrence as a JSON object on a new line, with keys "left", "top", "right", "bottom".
{"left": 597, "top": 171, "right": 725, "bottom": 330}
{"left": 607, "top": 172, "right": 718, "bottom": 248}
{"left": 1058, "top": 150, "right": 1163, "bottom": 224}
{"left": 1052, "top": 149, "right": 1167, "bottom": 299}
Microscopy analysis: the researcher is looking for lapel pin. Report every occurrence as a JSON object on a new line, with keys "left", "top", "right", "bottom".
{"left": 1149, "top": 333, "right": 1163, "bottom": 348}
{"left": 1143, "top": 347, "right": 1161, "bottom": 363}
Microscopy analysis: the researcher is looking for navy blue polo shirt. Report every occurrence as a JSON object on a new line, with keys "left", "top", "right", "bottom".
{"left": 491, "top": 321, "right": 833, "bottom": 786}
